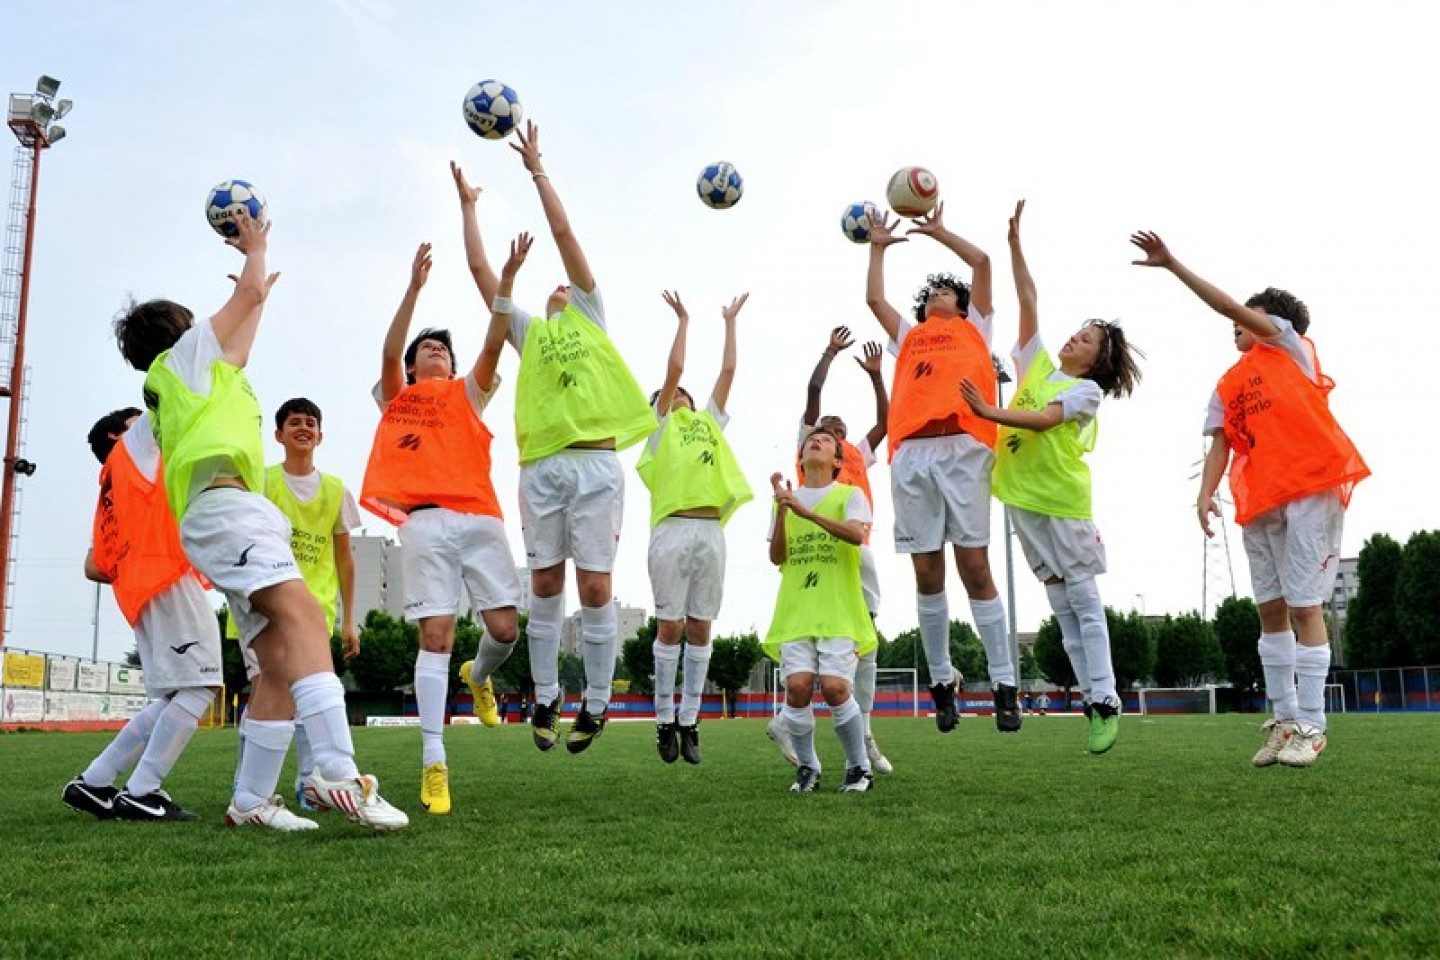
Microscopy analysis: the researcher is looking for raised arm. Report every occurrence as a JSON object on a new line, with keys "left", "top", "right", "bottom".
{"left": 804, "top": 326, "right": 854, "bottom": 425}
{"left": 452, "top": 161, "right": 499, "bottom": 306}
{"left": 1130, "top": 231, "right": 1279, "bottom": 337}
{"left": 379, "top": 243, "right": 432, "bottom": 404}
{"left": 909, "top": 202, "right": 992, "bottom": 318}
{"left": 1195, "top": 432, "right": 1231, "bottom": 538}
{"left": 335, "top": 531, "right": 359, "bottom": 660}
{"left": 865, "top": 212, "right": 908, "bottom": 342}
{"left": 511, "top": 121, "right": 596, "bottom": 291}
{"left": 214, "top": 213, "right": 278, "bottom": 368}
{"left": 768, "top": 474, "right": 789, "bottom": 566}
{"left": 655, "top": 290, "right": 689, "bottom": 415}
{"left": 711, "top": 293, "right": 747, "bottom": 412}
{"left": 1008, "top": 200, "right": 1038, "bottom": 347}
{"left": 475, "top": 233, "right": 534, "bottom": 393}
{"left": 857, "top": 342, "right": 889, "bottom": 450}
{"left": 960, "top": 378, "right": 1064, "bottom": 433}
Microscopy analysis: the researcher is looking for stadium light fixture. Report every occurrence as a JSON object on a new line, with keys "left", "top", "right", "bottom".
{"left": 55, "top": 99, "right": 72, "bottom": 119}
{"left": 30, "top": 101, "right": 53, "bottom": 125}
{"left": 35, "top": 75, "right": 60, "bottom": 100}
{"left": 46, "top": 125, "right": 65, "bottom": 144}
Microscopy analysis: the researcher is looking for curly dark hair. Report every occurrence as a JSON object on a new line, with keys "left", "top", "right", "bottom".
{"left": 275, "top": 397, "right": 323, "bottom": 431}
{"left": 1079, "top": 320, "right": 1144, "bottom": 398}
{"left": 403, "top": 328, "right": 456, "bottom": 384}
{"left": 1245, "top": 287, "right": 1309, "bottom": 334}
{"left": 648, "top": 386, "right": 694, "bottom": 410}
{"left": 87, "top": 407, "right": 143, "bottom": 464}
{"left": 912, "top": 273, "right": 971, "bottom": 323}
{"left": 113, "top": 299, "right": 195, "bottom": 371}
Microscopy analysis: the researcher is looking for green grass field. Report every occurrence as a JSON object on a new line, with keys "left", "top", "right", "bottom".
{"left": 2, "top": 713, "right": 1437, "bottom": 959}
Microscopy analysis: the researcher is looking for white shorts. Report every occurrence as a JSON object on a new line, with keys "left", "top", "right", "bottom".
{"left": 779, "top": 637, "right": 860, "bottom": 682}
{"left": 859, "top": 545, "right": 881, "bottom": 617}
{"left": 1243, "top": 490, "right": 1345, "bottom": 607}
{"left": 519, "top": 450, "right": 623, "bottom": 572}
{"left": 400, "top": 508, "right": 523, "bottom": 621}
{"left": 891, "top": 434, "right": 994, "bottom": 552}
{"left": 134, "top": 575, "right": 223, "bottom": 695}
{"left": 649, "top": 517, "right": 725, "bottom": 622}
{"left": 1010, "top": 507, "right": 1107, "bottom": 583}
{"left": 180, "top": 487, "right": 301, "bottom": 646}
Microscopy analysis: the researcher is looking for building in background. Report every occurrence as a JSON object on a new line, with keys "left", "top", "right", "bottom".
{"left": 1322, "top": 556, "right": 1359, "bottom": 667}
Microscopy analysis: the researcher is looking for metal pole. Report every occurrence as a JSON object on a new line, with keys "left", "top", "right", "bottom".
{"left": 90, "top": 580, "right": 101, "bottom": 661}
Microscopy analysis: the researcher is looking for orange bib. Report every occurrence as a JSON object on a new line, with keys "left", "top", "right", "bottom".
{"left": 1217, "top": 338, "right": 1369, "bottom": 526}
{"left": 888, "top": 316, "right": 997, "bottom": 458}
{"left": 361, "top": 378, "right": 503, "bottom": 525}
{"left": 92, "top": 443, "right": 196, "bottom": 626}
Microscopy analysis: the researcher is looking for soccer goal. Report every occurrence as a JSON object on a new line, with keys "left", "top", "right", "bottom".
{"left": 1325, "top": 683, "right": 1347, "bottom": 714}
{"left": 767, "top": 666, "right": 920, "bottom": 717}
{"left": 1138, "top": 686, "right": 1217, "bottom": 715}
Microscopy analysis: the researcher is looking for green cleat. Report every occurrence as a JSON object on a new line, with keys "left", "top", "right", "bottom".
{"left": 1087, "top": 700, "right": 1120, "bottom": 754}
{"left": 566, "top": 705, "right": 608, "bottom": 754}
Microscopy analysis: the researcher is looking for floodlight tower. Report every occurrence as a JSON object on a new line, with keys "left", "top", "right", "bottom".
{"left": 0, "top": 75, "right": 70, "bottom": 646}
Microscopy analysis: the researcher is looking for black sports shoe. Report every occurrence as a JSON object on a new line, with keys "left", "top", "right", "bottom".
{"left": 929, "top": 680, "right": 959, "bottom": 733}
{"left": 994, "top": 683, "right": 1022, "bottom": 733}
{"left": 678, "top": 723, "right": 702, "bottom": 765}
{"left": 113, "top": 789, "right": 200, "bottom": 822}
{"left": 789, "top": 765, "right": 821, "bottom": 793}
{"left": 656, "top": 721, "right": 679, "bottom": 764}
{"left": 839, "top": 766, "right": 874, "bottom": 793}
{"left": 62, "top": 775, "right": 119, "bottom": 819}
{"left": 532, "top": 697, "right": 562, "bottom": 752}
{"left": 566, "top": 705, "right": 607, "bottom": 754}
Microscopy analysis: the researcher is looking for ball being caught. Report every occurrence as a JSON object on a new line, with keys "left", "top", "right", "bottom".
{"left": 697, "top": 162, "right": 743, "bottom": 210}
{"left": 205, "top": 180, "right": 267, "bottom": 238}
{"left": 462, "top": 80, "right": 523, "bottom": 140}
{"left": 886, "top": 166, "right": 939, "bottom": 218}
{"left": 840, "top": 201, "right": 879, "bottom": 244}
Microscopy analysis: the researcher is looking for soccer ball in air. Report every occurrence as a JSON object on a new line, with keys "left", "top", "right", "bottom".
{"left": 462, "top": 80, "right": 523, "bottom": 140}
{"left": 840, "top": 202, "right": 879, "bottom": 244}
{"left": 886, "top": 166, "right": 939, "bottom": 218}
{"left": 697, "top": 162, "right": 743, "bottom": 209}
{"left": 205, "top": 180, "right": 267, "bottom": 238}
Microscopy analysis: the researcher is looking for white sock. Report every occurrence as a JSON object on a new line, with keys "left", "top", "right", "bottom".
{"left": 470, "top": 631, "right": 514, "bottom": 685}
{"left": 782, "top": 703, "right": 819, "bottom": 770}
{"left": 233, "top": 717, "right": 294, "bottom": 811}
{"left": 831, "top": 696, "right": 869, "bottom": 773}
{"left": 854, "top": 649, "right": 877, "bottom": 715}
{"left": 1257, "top": 630, "right": 1298, "bottom": 721}
{"left": 1045, "top": 582, "right": 1091, "bottom": 703}
{"left": 126, "top": 688, "right": 212, "bottom": 796}
{"left": 84, "top": 697, "right": 166, "bottom": 787}
{"left": 971, "top": 596, "right": 1014, "bottom": 688}
{"left": 580, "top": 602, "right": 617, "bottom": 715}
{"left": 415, "top": 650, "right": 451, "bottom": 767}
{"left": 1064, "top": 578, "right": 1117, "bottom": 704}
{"left": 527, "top": 592, "right": 564, "bottom": 705}
{"left": 917, "top": 591, "right": 954, "bottom": 685}
{"left": 294, "top": 723, "right": 314, "bottom": 782}
{"left": 679, "top": 642, "right": 713, "bottom": 726}
{"left": 653, "top": 640, "right": 681, "bottom": 723}
{"left": 292, "top": 672, "right": 358, "bottom": 781}
{"left": 1294, "top": 642, "right": 1331, "bottom": 733}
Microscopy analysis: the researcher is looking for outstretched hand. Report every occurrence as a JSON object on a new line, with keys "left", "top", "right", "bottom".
{"left": 661, "top": 290, "right": 688, "bottom": 321}
{"left": 1130, "top": 230, "right": 1175, "bottom": 269}
{"left": 1197, "top": 497, "right": 1222, "bottom": 538}
{"left": 226, "top": 270, "right": 283, "bottom": 301}
{"left": 856, "top": 341, "right": 883, "bottom": 375}
{"left": 225, "top": 209, "right": 270, "bottom": 255}
{"left": 959, "top": 377, "right": 995, "bottom": 418}
{"left": 501, "top": 232, "right": 533, "bottom": 279}
{"left": 868, "top": 210, "right": 908, "bottom": 249}
{"left": 722, "top": 292, "right": 749, "bottom": 323}
{"left": 1008, "top": 199, "right": 1026, "bottom": 245}
{"left": 906, "top": 201, "right": 946, "bottom": 238}
{"left": 450, "top": 161, "right": 482, "bottom": 204}
{"left": 510, "top": 120, "right": 544, "bottom": 176}
{"left": 409, "top": 242, "right": 433, "bottom": 290}
{"left": 828, "top": 326, "right": 855, "bottom": 353}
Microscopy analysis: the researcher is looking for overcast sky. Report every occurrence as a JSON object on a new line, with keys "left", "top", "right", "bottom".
{"left": 6, "top": 1, "right": 1437, "bottom": 664}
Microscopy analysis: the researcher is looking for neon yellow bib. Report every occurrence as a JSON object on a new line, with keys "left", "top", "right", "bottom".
{"left": 636, "top": 407, "right": 753, "bottom": 527}
{"left": 513, "top": 304, "right": 655, "bottom": 463}
{"left": 143, "top": 355, "right": 264, "bottom": 520}
{"left": 763, "top": 485, "right": 877, "bottom": 656}
{"left": 993, "top": 348, "right": 1096, "bottom": 520}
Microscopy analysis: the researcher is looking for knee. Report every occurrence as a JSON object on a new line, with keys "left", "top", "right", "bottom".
{"left": 684, "top": 620, "right": 712, "bottom": 646}
{"left": 912, "top": 553, "right": 945, "bottom": 594}
{"left": 819, "top": 677, "right": 850, "bottom": 706}
{"left": 784, "top": 676, "right": 813, "bottom": 706}
{"left": 489, "top": 622, "right": 519, "bottom": 645}
{"left": 418, "top": 619, "right": 456, "bottom": 652}
{"left": 577, "top": 576, "right": 611, "bottom": 610}
{"left": 1257, "top": 599, "right": 1291, "bottom": 633}
{"left": 955, "top": 549, "right": 995, "bottom": 593}
{"left": 656, "top": 620, "right": 685, "bottom": 645}
{"left": 531, "top": 565, "right": 565, "bottom": 599}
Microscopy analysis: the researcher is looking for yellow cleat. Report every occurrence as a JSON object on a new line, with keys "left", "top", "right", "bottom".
{"left": 420, "top": 762, "right": 451, "bottom": 816}
{"left": 458, "top": 660, "right": 501, "bottom": 728}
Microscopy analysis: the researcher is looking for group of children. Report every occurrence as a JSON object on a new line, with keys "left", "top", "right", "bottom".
{"left": 61, "top": 120, "right": 1368, "bottom": 825}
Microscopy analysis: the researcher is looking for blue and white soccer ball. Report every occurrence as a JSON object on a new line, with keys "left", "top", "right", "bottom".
{"left": 697, "top": 162, "right": 743, "bottom": 210}
{"left": 840, "top": 201, "right": 878, "bottom": 244}
{"left": 205, "top": 180, "right": 267, "bottom": 238}
{"left": 462, "top": 80, "right": 523, "bottom": 140}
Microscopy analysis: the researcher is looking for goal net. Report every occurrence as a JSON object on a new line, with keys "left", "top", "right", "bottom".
{"left": 1138, "top": 686, "right": 1217, "bottom": 715}
{"left": 768, "top": 666, "right": 919, "bottom": 717}
{"left": 1324, "top": 683, "right": 1347, "bottom": 714}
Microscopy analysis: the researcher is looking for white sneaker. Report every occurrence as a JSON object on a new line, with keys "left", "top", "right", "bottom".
{"left": 225, "top": 795, "right": 319, "bottom": 832}
{"left": 767, "top": 715, "right": 799, "bottom": 767}
{"left": 304, "top": 772, "right": 409, "bottom": 831}
{"left": 1251, "top": 719, "right": 1298, "bottom": 767}
{"left": 864, "top": 734, "right": 893, "bottom": 775}
{"left": 1277, "top": 725, "right": 1327, "bottom": 767}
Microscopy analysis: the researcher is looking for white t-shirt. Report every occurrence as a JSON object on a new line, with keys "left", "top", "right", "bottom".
{"left": 122, "top": 411, "right": 162, "bottom": 481}
{"left": 371, "top": 371, "right": 500, "bottom": 418}
{"left": 647, "top": 396, "right": 728, "bottom": 454}
{"left": 886, "top": 307, "right": 996, "bottom": 357}
{"left": 1202, "top": 316, "right": 1317, "bottom": 435}
{"left": 1013, "top": 334, "right": 1103, "bottom": 428}
{"left": 507, "top": 284, "right": 606, "bottom": 355}
{"left": 160, "top": 318, "right": 239, "bottom": 499}
{"left": 768, "top": 482, "right": 872, "bottom": 541}
{"left": 797, "top": 419, "right": 877, "bottom": 469}
{"left": 276, "top": 468, "right": 362, "bottom": 534}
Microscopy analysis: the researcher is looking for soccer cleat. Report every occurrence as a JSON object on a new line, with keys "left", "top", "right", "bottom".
{"left": 656, "top": 721, "right": 679, "bottom": 764}
{"left": 1251, "top": 718, "right": 1298, "bottom": 767}
{"left": 994, "top": 683, "right": 1022, "bottom": 733}
{"left": 420, "top": 762, "right": 451, "bottom": 815}
{"left": 1277, "top": 726, "right": 1327, "bottom": 767}
{"left": 295, "top": 778, "right": 320, "bottom": 812}
{"left": 303, "top": 772, "right": 409, "bottom": 831}
{"left": 929, "top": 680, "right": 959, "bottom": 733}
{"left": 864, "top": 733, "right": 893, "bottom": 775}
{"left": 1087, "top": 699, "right": 1120, "bottom": 754}
{"left": 458, "top": 660, "right": 500, "bottom": 728}
{"left": 531, "top": 697, "right": 562, "bottom": 752}
{"left": 839, "top": 766, "right": 874, "bottom": 793}
{"left": 113, "top": 789, "right": 200, "bottom": 822}
{"left": 226, "top": 795, "right": 319, "bottom": 832}
{"left": 62, "top": 775, "right": 119, "bottom": 819}
{"left": 789, "top": 765, "right": 821, "bottom": 793}
{"left": 678, "top": 723, "right": 702, "bottom": 765}
{"left": 767, "top": 715, "right": 799, "bottom": 767}
{"left": 566, "top": 705, "right": 608, "bottom": 754}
